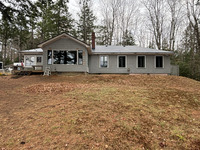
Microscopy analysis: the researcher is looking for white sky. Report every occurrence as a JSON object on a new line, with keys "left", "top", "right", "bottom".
{"left": 30, "top": 0, "right": 102, "bottom": 20}
{"left": 68, "top": 0, "right": 102, "bottom": 22}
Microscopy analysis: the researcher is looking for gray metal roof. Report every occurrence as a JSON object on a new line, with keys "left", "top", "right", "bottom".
{"left": 21, "top": 48, "right": 43, "bottom": 53}
{"left": 20, "top": 46, "right": 173, "bottom": 55}
{"left": 92, "top": 45, "right": 173, "bottom": 55}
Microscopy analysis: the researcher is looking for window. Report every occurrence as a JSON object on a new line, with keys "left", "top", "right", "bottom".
{"left": 25, "top": 56, "right": 35, "bottom": 66}
{"left": 78, "top": 50, "right": 83, "bottom": 65}
{"left": 37, "top": 57, "right": 42, "bottom": 63}
{"left": 59, "top": 51, "right": 66, "bottom": 64}
{"left": 53, "top": 50, "right": 77, "bottom": 64}
{"left": 137, "top": 56, "right": 145, "bottom": 68}
{"left": 48, "top": 50, "right": 52, "bottom": 65}
{"left": 53, "top": 51, "right": 66, "bottom": 64}
{"left": 156, "top": 56, "right": 163, "bottom": 68}
{"left": 100, "top": 56, "right": 108, "bottom": 68}
{"left": 67, "top": 51, "right": 77, "bottom": 64}
{"left": 49, "top": 50, "right": 83, "bottom": 65}
{"left": 118, "top": 56, "right": 126, "bottom": 68}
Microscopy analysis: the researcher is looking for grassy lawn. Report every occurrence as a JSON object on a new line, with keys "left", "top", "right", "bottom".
{"left": 0, "top": 74, "right": 200, "bottom": 149}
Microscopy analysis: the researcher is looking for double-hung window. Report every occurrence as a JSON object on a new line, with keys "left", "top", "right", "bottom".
{"left": 118, "top": 56, "right": 126, "bottom": 68}
{"left": 48, "top": 50, "right": 52, "bottom": 65}
{"left": 137, "top": 56, "right": 145, "bottom": 68}
{"left": 78, "top": 50, "right": 83, "bottom": 65}
{"left": 100, "top": 56, "right": 108, "bottom": 68}
{"left": 37, "top": 57, "right": 42, "bottom": 63}
{"left": 156, "top": 56, "right": 164, "bottom": 68}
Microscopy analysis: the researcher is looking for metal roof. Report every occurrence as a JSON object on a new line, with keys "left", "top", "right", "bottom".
{"left": 21, "top": 48, "right": 43, "bottom": 53}
{"left": 20, "top": 45, "right": 173, "bottom": 55}
{"left": 92, "top": 45, "right": 173, "bottom": 55}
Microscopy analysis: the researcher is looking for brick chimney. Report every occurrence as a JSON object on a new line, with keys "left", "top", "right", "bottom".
{"left": 92, "top": 32, "right": 95, "bottom": 50}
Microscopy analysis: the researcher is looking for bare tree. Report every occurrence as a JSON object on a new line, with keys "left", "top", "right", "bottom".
{"left": 100, "top": 0, "right": 120, "bottom": 45}
{"left": 100, "top": 0, "right": 138, "bottom": 45}
{"left": 118, "top": 0, "right": 138, "bottom": 45}
{"left": 142, "top": 0, "right": 166, "bottom": 50}
{"left": 167, "top": 0, "right": 183, "bottom": 51}
{"left": 186, "top": 0, "right": 200, "bottom": 54}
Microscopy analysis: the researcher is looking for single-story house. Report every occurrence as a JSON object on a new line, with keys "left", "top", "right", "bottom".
{"left": 20, "top": 33, "right": 179, "bottom": 75}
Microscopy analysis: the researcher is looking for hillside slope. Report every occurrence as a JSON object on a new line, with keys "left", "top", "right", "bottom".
{"left": 0, "top": 75, "right": 200, "bottom": 149}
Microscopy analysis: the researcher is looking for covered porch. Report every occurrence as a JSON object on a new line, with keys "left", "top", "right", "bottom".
{"left": 13, "top": 48, "right": 44, "bottom": 75}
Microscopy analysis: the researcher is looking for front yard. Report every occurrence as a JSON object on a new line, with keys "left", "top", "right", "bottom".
{"left": 0, "top": 74, "right": 200, "bottom": 149}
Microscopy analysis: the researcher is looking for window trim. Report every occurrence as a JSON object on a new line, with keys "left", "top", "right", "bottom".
{"left": 99, "top": 55, "right": 109, "bottom": 68}
{"left": 154, "top": 55, "right": 164, "bottom": 68}
{"left": 78, "top": 50, "right": 83, "bottom": 65}
{"left": 136, "top": 55, "right": 146, "bottom": 68}
{"left": 117, "top": 55, "right": 127, "bottom": 68}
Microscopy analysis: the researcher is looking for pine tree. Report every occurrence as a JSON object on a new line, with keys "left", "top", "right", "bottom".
{"left": 0, "top": 19, "right": 13, "bottom": 64}
{"left": 77, "top": 0, "right": 96, "bottom": 44}
{"left": 36, "top": 0, "right": 56, "bottom": 41}
{"left": 122, "top": 30, "right": 136, "bottom": 46}
{"left": 0, "top": 0, "right": 35, "bottom": 64}
{"left": 177, "top": 23, "right": 200, "bottom": 80}
{"left": 95, "top": 25, "right": 109, "bottom": 45}
{"left": 27, "top": 2, "right": 39, "bottom": 49}
{"left": 14, "top": 12, "right": 30, "bottom": 58}
{"left": 0, "top": 0, "right": 34, "bottom": 22}
{"left": 53, "top": 0, "right": 75, "bottom": 36}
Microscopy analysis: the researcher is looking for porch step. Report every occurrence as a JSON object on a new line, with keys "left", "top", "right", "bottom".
{"left": 43, "top": 67, "right": 51, "bottom": 76}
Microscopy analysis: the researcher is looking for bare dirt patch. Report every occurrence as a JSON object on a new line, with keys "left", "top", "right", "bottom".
{"left": 0, "top": 75, "right": 200, "bottom": 149}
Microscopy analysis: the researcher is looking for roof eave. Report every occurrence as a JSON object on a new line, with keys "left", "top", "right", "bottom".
{"left": 91, "top": 52, "right": 174, "bottom": 55}
{"left": 20, "top": 52, "right": 43, "bottom": 55}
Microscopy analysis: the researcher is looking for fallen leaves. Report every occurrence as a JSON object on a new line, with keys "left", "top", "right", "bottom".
{"left": 23, "top": 83, "right": 97, "bottom": 95}
{"left": 0, "top": 75, "right": 200, "bottom": 149}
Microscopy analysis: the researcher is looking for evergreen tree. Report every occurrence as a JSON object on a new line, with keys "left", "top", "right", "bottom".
{"left": 122, "top": 30, "right": 136, "bottom": 46}
{"left": 53, "top": 0, "right": 75, "bottom": 36}
{"left": 27, "top": 2, "right": 39, "bottom": 49}
{"left": 36, "top": 0, "right": 56, "bottom": 41}
{"left": 0, "top": 0, "right": 39, "bottom": 63}
{"left": 162, "top": 38, "right": 169, "bottom": 50}
{"left": 0, "top": 17, "right": 13, "bottom": 64}
{"left": 177, "top": 23, "right": 200, "bottom": 80}
{"left": 36, "top": 0, "right": 75, "bottom": 41}
{"left": 13, "top": 12, "right": 31, "bottom": 60}
{"left": 77, "top": 0, "right": 96, "bottom": 44}
{"left": 0, "top": 0, "right": 34, "bottom": 22}
{"left": 95, "top": 25, "right": 110, "bottom": 45}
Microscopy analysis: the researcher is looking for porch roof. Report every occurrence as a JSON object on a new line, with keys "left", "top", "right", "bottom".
{"left": 20, "top": 48, "right": 43, "bottom": 55}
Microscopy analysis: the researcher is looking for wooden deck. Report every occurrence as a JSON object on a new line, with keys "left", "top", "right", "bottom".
{"left": 13, "top": 65, "right": 44, "bottom": 75}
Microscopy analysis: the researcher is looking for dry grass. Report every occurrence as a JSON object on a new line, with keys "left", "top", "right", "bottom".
{"left": 0, "top": 74, "right": 200, "bottom": 149}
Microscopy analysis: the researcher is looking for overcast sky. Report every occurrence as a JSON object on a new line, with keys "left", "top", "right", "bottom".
{"left": 30, "top": 0, "right": 102, "bottom": 21}
{"left": 68, "top": 0, "right": 102, "bottom": 22}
